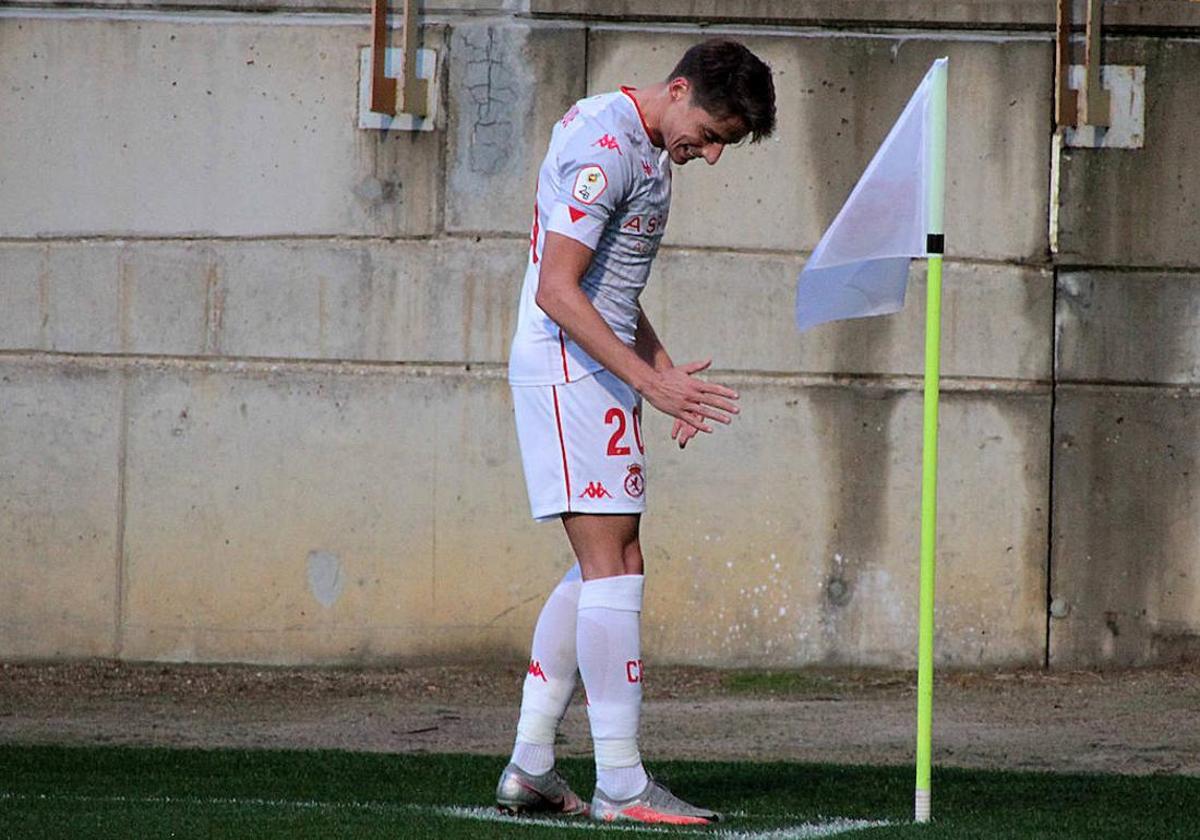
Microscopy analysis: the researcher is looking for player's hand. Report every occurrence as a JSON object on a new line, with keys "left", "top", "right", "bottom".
{"left": 671, "top": 418, "right": 700, "bottom": 449}
{"left": 642, "top": 359, "right": 739, "bottom": 436}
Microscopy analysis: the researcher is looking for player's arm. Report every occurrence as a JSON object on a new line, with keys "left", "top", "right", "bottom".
{"left": 634, "top": 309, "right": 704, "bottom": 449}
{"left": 535, "top": 233, "right": 737, "bottom": 434}
{"left": 634, "top": 309, "right": 672, "bottom": 372}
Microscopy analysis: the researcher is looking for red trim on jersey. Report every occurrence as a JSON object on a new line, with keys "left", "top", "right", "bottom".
{"left": 620, "top": 86, "right": 656, "bottom": 145}
{"left": 551, "top": 385, "right": 572, "bottom": 511}
{"left": 558, "top": 329, "right": 572, "bottom": 383}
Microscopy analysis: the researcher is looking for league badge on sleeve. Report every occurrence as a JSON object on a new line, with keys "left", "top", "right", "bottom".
{"left": 572, "top": 165, "right": 608, "bottom": 205}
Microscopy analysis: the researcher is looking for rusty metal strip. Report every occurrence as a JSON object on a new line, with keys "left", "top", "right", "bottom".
{"left": 369, "top": 0, "right": 397, "bottom": 114}
{"left": 1081, "top": 0, "right": 1111, "bottom": 127}
{"left": 401, "top": 0, "right": 430, "bottom": 118}
{"left": 1055, "top": 0, "right": 1077, "bottom": 128}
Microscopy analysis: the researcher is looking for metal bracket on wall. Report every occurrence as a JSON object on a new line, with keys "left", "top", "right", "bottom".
{"left": 367, "top": 0, "right": 432, "bottom": 121}
{"left": 1056, "top": 0, "right": 1111, "bottom": 130}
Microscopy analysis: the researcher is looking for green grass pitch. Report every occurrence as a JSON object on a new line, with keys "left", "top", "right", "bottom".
{"left": 2, "top": 745, "right": 1199, "bottom": 838}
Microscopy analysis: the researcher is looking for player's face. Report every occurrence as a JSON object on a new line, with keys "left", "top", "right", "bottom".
{"left": 661, "top": 79, "right": 747, "bottom": 167}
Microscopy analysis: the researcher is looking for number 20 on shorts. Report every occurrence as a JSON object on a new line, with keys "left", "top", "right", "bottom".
{"left": 605, "top": 406, "right": 644, "bottom": 457}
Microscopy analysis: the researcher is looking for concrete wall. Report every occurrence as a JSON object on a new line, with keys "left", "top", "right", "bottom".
{"left": 2, "top": 0, "right": 1197, "bottom": 667}
{"left": 1049, "top": 31, "right": 1200, "bottom": 666}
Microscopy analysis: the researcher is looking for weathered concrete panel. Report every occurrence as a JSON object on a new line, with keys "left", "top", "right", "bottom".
{"left": 0, "top": 360, "right": 121, "bottom": 657}
{"left": 118, "top": 362, "right": 564, "bottom": 663}
{"left": 445, "top": 22, "right": 586, "bottom": 234}
{"left": 0, "top": 247, "right": 46, "bottom": 351}
{"left": 1058, "top": 38, "right": 1200, "bottom": 268}
{"left": 1050, "top": 386, "right": 1200, "bottom": 665}
{"left": 0, "top": 15, "right": 443, "bottom": 237}
{"left": 534, "top": 0, "right": 1200, "bottom": 32}
{"left": 642, "top": 251, "right": 1051, "bottom": 380}
{"left": 17, "top": 1, "right": 533, "bottom": 13}
{"left": 120, "top": 245, "right": 217, "bottom": 356}
{"left": 588, "top": 30, "right": 1051, "bottom": 260}
{"left": 0, "top": 245, "right": 124, "bottom": 354}
{"left": 0, "top": 238, "right": 526, "bottom": 363}
{"left": 218, "top": 239, "right": 525, "bottom": 363}
{"left": 18, "top": 1, "right": 1200, "bottom": 32}
{"left": 639, "top": 383, "right": 1051, "bottom": 667}
{"left": 1057, "top": 271, "right": 1200, "bottom": 386}
{"left": 0, "top": 242, "right": 218, "bottom": 356}
{"left": 6, "top": 354, "right": 1050, "bottom": 666}
{"left": 6, "top": 238, "right": 1052, "bottom": 380}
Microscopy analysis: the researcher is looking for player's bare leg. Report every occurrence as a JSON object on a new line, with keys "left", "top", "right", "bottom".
{"left": 564, "top": 513, "right": 718, "bottom": 824}
{"left": 562, "top": 512, "right": 644, "bottom": 580}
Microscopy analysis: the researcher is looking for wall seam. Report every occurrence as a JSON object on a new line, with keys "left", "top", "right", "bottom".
{"left": 114, "top": 368, "right": 130, "bottom": 658}
{"left": 1044, "top": 262, "right": 1059, "bottom": 670}
{"left": 10, "top": 235, "right": 1186, "bottom": 273}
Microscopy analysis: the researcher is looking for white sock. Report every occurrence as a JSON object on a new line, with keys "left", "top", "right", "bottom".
{"left": 510, "top": 564, "right": 582, "bottom": 775}
{"left": 577, "top": 574, "right": 649, "bottom": 800}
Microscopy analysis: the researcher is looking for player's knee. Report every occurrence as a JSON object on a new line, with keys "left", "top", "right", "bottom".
{"left": 578, "top": 554, "right": 627, "bottom": 580}
{"left": 622, "top": 539, "right": 645, "bottom": 576}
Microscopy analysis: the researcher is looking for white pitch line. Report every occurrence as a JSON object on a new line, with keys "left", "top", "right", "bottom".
{"left": 438, "top": 806, "right": 890, "bottom": 838}
{"left": 0, "top": 792, "right": 890, "bottom": 838}
{"left": 0, "top": 792, "right": 405, "bottom": 814}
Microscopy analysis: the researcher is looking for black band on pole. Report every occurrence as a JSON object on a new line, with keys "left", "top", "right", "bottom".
{"left": 926, "top": 234, "right": 945, "bottom": 254}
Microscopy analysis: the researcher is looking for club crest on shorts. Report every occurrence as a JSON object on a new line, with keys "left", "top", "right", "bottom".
{"left": 624, "top": 464, "right": 645, "bottom": 498}
{"left": 572, "top": 165, "right": 608, "bottom": 205}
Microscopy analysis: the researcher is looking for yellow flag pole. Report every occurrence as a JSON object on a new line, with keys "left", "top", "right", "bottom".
{"left": 915, "top": 57, "right": 947, "bottom": 825}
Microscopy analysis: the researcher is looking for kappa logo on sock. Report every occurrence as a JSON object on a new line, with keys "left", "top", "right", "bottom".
{"left": 625, "top": 659, "right": 644, "bottom": 684}
{"left": 528, "top": 660, "right": 548, "bottom": 682}
{"left": 578, "top": 481, "right": 613, "bottom": 500}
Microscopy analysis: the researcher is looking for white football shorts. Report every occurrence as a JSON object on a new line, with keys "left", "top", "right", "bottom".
{"left": 512, "top": 369, "right": 647, "bottom": 521}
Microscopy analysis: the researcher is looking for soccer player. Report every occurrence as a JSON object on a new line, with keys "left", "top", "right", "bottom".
{"left": 497, "top": 39, "right": 776, "bottom": 825}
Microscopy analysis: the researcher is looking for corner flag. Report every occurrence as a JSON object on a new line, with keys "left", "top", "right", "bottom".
{"left": 795, "top": 58, "right": 948, "bottom": 332}
{"left": 793, "top": 58, "right": 949, "bottom": 825}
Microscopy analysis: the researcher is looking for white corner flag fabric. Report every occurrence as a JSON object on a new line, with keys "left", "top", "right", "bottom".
{"left": 795, "top": 58, "right": 948, "bottom": 332}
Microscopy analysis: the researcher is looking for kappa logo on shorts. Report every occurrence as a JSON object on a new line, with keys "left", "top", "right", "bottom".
{"left": 624, "top": 464, "right": 645, "bottom": 498}
{"left": 528, "top": 660, "right": 548, "bottom": 682}
{"left": 641, "top": 159, "right": 654, "bottom": 177}
{"left": 578, "top": 481, "right": 613, "bottom": 500}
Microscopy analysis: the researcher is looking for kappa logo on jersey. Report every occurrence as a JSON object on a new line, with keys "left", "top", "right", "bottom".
{"left": 561, "top": 105, "right": 580, "bottom": 127}
{"left": 624, "top": 464, "right": 645, "bottom": 499}
{"left": 641, "top": 159, "right": 654, "bottom": 177}
{"left": 578, "top": 481, "right": 613, "bottom": 500}
{"left": 593, "top": 134, "right": 622, "bottom": 155}
{"left": 571, "top": 165, "right": 608, "bottom": 205}
{"left": 528, "top": 660, "right": 548, "bottom": 682}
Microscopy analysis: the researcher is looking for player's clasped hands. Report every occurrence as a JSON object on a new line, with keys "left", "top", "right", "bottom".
{"left": 642, "top": 359, "right": 739, "bottom": 449}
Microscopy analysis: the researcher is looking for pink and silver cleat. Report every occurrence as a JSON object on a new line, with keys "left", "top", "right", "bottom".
{"left": 495, "top": 762, "right": 590, "bottom": 817}
{"left": 591, "top": 776, "right": 720, "bottom": 825}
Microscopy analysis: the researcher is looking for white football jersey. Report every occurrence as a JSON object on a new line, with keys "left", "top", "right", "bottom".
{"left": 508, "top": 87, "right": 672, "bottom": 386}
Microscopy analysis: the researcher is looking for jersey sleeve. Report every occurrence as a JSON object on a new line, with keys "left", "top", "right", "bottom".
{"left": 544, "top": 124, "right": 635, "bottom": 250}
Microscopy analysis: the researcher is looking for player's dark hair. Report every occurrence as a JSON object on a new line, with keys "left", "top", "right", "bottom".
{"left": 668, "top": 39, "right": 776, "bottom": 143}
